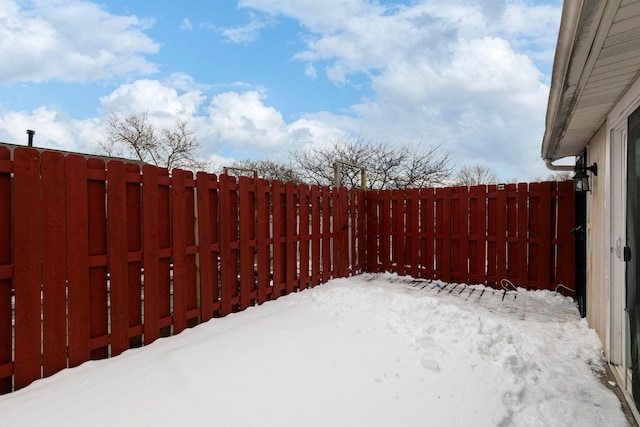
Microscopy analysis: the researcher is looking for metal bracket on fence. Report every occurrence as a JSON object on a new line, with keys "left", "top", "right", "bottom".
{"left": 333, "top": 160, "right": 366, "bottom": 189}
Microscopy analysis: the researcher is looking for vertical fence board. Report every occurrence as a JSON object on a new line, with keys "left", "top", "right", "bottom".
{"left": 556, "top": 181, "right": 576, "bottom": 288}
{"left": 420, "top": 188, "right": 435, "bottom": 279}
{"left": 126, "top": 164, "right": 143, "bottom": 347}
{"left": 356, "top": 189, "right": 366, "bottom": 274}
{"left": 366, "top": 190, "right": 379, "bottom": 272}
{"left": 272, "top": 180, "right": 286, "bottom": 297}
{"left": 391, "top": 190, "right": 404, "bottom": 276}
{"left": 299, "top": 184, "right": 310, "bottom": 288}
{"left": 505, "top": 185, "right": 518, "bottom": 281}
{"left": 406, "top": 189, "right": 419, "bottom": 278}
{"left": 208, "top": 175, "right": 221, "bottom": 313}
{"left": 0, "top": 146, "right": 12, "bottom": 393}
{"left": 286, "top": 182, "right": 298, "bottom": 292}
{"left": 13, "top": 148, "right": 42, "bottom": 390}
{"left": 172, "top": 169, "right": 188, "bottom": 331}
{"left": 196, "top": 172, "right": 213, "bottom": 320}
{"left": 379, "top": 191, "right": 391, "bottom": 272}
{"left": 435, "top": 188, "right": 452, "bottom": 282}
{"left": 336, "top": 187, "right": 350, "bottom": 277}
{"left": 528, "top": 184, "right": 542, "bottom": 287}
{"left": 143, "top": 165, "right": 161, "bottom": 344}
{"left": 220, "top": 175, "right": 240, "bottom": 312}
{"left": 453, "top": 187, "right": 469, "bottom": 284}
{"left": 311, "top": 186, "right": 321, "bottom": 285}
{"left": 538, "top": 182, "right": 553, "bottom": 290}
{"left": 157, "top": 170, "right": 172, "bottom": 336}
{"left": 468, "top": 187, "right": 480, "bottom": 284}
{"left": 107, "top": 161, "right": 129, "bottom": 357}
{"left": 495, "top": 186, "right": 508, "bottom": 285}
{"left": 476, "top": 186, "right": 488, "bottom": 284}
{"left": 486, "top": 186, "right": 498, "bottom": 285}
{"left": 184, "top": 173, "right": 198, "bottom": 326}
{"left": 321, "top": 187, "right": 331, "bottom": 282}
{"left": 65, "top": 155, "right": 91, "bottom": 367}
{"left": 517, "top": 183, "right": 529, "bottom": 287}
{"left": 87, "top": 159, "right": 109, "bottom": 359}
{"left": 41, "top": 152, "right": 67, "bottom": 377}
{"left": 239, "top": 177, "right": 254, "bottom": 310}
{"left": 256, "top": 179, "right": 271, "bottom": 302}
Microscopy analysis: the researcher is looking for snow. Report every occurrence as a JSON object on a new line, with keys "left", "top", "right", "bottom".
{"left": 0, "top": 273, "right": 630, "bottom": 426}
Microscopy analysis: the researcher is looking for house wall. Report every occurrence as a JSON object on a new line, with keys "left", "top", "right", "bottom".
{"left": 585, "top": 124, "right": 609, "bottom": 350}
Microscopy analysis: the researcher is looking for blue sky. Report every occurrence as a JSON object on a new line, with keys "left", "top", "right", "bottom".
{"left": 0, "top": 0, "right": 564, "bottom": 181}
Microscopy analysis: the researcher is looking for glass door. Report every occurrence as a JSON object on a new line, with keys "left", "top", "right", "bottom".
{"left": 626, "top": 105, "right": 640, "bottom": 400}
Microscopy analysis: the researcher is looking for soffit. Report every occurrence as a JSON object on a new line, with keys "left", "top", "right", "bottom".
{"left": 542, "top": 0, "right": 640, "bottom": 161}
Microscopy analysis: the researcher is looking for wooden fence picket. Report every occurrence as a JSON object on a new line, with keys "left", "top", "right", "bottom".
{"left": 0, "top": 146, "right": 11, "bottom": 393}
{"left": 107, "top": 160, "right": 130, "bottom": 357}
{"left": 126, "top": 164, "right": 143, "bottom": 348}
{"left": 286, "top": 182, "right": 298, "bottom": 292}
{"left": 13, "top": 148, "right": 42, "bottom": 390}
{"left": 256, "top": 178, "right": 271, "bottom": 301}
{"left": 41, "top": 151, "right": 67, "bottom": 376}
{"left": 555, "top": 181, "right": 576, "bottom": 287}
{"left": 87, "top": 159, "right": 109, "bottom": 360}
{"left": 272, "top": 180, "right": 286, "bottom": 298}
{"left": 143, "top": 164, "right": 161, "bottom": 344}
{"left": 311, "top": 185, "right": 322, "bottom": 286}
{"left": 299, "top": 184, "right": 311, "bottom": 289}
{"left": 239, "top": 176, "right": 256, "bottom": 310}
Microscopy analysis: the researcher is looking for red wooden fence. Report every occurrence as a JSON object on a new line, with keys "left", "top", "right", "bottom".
{"left": 0, "top": 146, "right": 574, "bottom": 394}
{"left": 365, "top": 182, "right": 575, "bottom": 290}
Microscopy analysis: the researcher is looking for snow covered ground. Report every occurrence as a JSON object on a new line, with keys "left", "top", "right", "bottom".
{"left": 0, "top": 273, "right": 631, "bottom": 426}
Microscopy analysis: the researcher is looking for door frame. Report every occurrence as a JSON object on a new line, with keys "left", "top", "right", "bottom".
{"left": 609, "top": 123, "right": 627, "bottom": 366}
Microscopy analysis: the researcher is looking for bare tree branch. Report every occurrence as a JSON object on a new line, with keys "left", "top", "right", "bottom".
{"left": 291, "top": 138, "right": 454, "bottom": 189}
{"left": 453, "top": 164, "right": 499, "bottom": 186}
{"left": 98, "top": 112, "right": 207, "bottom": 171}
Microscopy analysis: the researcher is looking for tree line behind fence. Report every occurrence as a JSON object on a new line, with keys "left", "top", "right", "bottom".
{"left": 0, "top": 146, "right": 575, "bottom": 394}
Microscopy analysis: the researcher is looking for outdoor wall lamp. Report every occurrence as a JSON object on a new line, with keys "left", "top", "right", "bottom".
{"left": 573, "top": 161, "right": 597, "bottom": 192}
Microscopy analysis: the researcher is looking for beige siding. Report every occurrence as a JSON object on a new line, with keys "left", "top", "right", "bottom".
{"left": 586, "top": 124, "right": 609, "bottom": 350}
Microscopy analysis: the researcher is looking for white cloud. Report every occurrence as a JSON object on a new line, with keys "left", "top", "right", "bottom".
{"left": 217, "top": 12, "right": 272, "bottom": 44}
{"left": 238, "top": 0, "right": 561, "bottom": 180}
{"left": 0, "top": 105, "right": 102, "bottom": 153}
{"left": 180, "top": 18, "right": 193, "bottom": 30}
{"left": 0, "top": 0, "right": 563, "bottom": 181}
{"left": 205, "top": 91, "right": 289, "bottom": 151}
{"left": 239, "top": 0, "right": 376, "bottom": 33}
{"left": 0, "top": 0, "right": 159, "bottom": 83}
{"left": 99, "top": 79, "right": 206, "bottom": 119}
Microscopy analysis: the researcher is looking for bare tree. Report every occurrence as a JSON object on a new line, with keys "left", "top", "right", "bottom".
{"left": 291, "top": 138, "right": 453, "bottom": 189}
{"left": 453, "top": 164, "right": 499, "bottom": 186}
{"left": 227, "top": 159, "right": 302, "bottom": 183}
{"left": 98, "top": 112, "right": 207, "bottom": 171}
